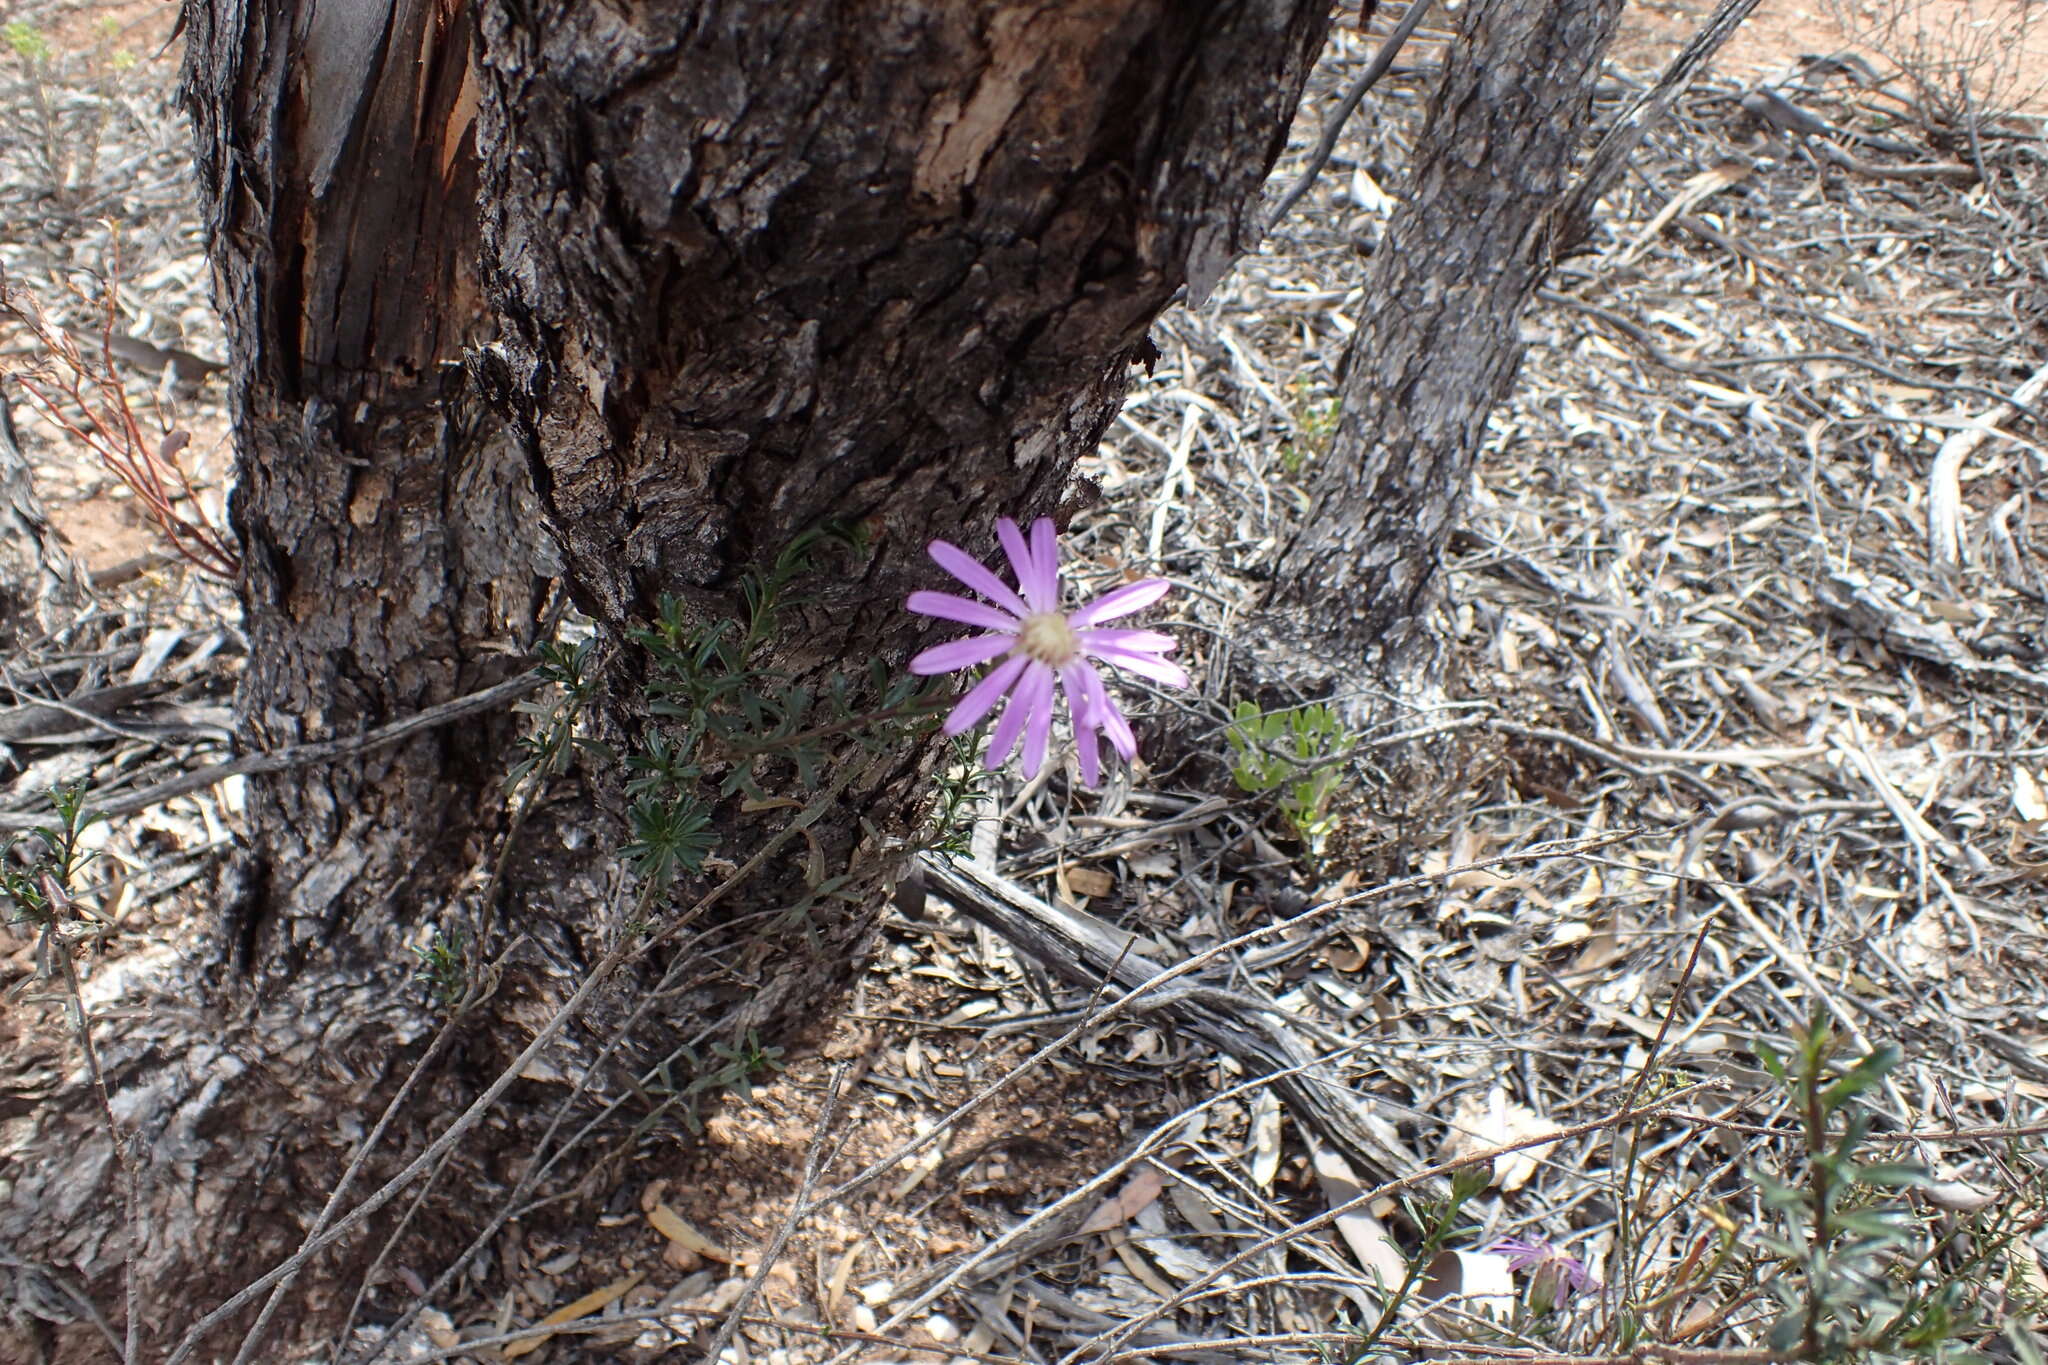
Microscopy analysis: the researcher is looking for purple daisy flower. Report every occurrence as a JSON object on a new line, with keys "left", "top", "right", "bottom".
{"left": 1486, "top": 1237, "right": 1600, "bottom": 1304}
{"left": 906, "top": 516, "right": 1187, "bottom": 786}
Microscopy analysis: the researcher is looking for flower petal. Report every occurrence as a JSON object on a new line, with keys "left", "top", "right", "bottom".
{"left": 1096, "top": 693, "right": 1138, "bottom": 761}
{"left": 928, "top": 538, "right": 1029, "bottom": 617}
{"left": 907, "top": 590, "right": 1021, "bottom": 632}
{"left": 1073, "top": 718, "right": 1100, "bottom": 787}
{"left": 1028, "top": 517, "right": 1060, "bottom": 611}
{"left": 1066, "top": 658, "right": 1105, "bottom": 724}
{"left": 1068, "top": 578, "right": 1171, "bottom": 627}
{"left": 942, "top": 654, "right": 1029, "bottom": 735}
{"left": 1078, "top": 627, "right": 1177, "bottom": 655}
{"left": 910, "top": 632, "right": 1014, "bottom": 676}
{"left": 996, "top": 518, "right": 1043, "bottom": 613}
{"left": 1021, "top": 664, "right": 1057, "bottom": 778}
{"left": 1063, "top": 661, "right": 1099, "bottom": 730}
{"left": 1018, "top": 663, "right": 1059, "bottom": 774}
{"left": 986, "top": 662, "right": 1053, "bottom": 770}
{"left": 1085, "top": 643, "right": 1191, "bottom": 689}
{"left": 1063, "top": 666, "right": 1101, "bottom": 787}
{"left": 1070, "top": 661, "right": 1136, "bottom": 761}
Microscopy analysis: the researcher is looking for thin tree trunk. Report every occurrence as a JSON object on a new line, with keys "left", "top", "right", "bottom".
{"left": 1272, "top": 0, "right": 1626, "bottom": 658}
{"left": 194, "top": 0, "right": 540, "bottom": 977}
{"left": 3, "top": 3, "right": 540, "bottom": 1357}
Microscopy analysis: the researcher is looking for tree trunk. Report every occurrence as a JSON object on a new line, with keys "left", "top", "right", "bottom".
{"left": 4, "top": 2, "right": 1328, "bottom": 1358}
{"left": 1273, "top": 0, "right": 1625, "bottom": 658}
{"left": 3, "top": 3, "right": 542, "bottom": 1357}
{"left": 466, "top": 0, "right": 1334, "bottom": 1073}
{"left": 194, "top": 0, "right": 541, "bottom": 976}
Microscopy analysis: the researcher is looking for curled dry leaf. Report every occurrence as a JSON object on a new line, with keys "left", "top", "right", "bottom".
{"left": 1079, "top": 1163, "right": 1167, "bottom": 1235}
{"left": 1923, "top": 1178, "right": 1995, "bottom": 1213}
{"left": 1249, "top": 1089, "right": 1283, "bottom": 1190}
{"left": 648, "top": 1201, "right": 731, "bottom": 1263}
{"left": 825, "top": 1243, "right": 863, "bottom": 1315}
{"left": 1311, "top": 1141, "right": 1406, "bottom": 1290}
{"left": 2015, "top": 766, "right": 2048, "bottom": 823}
{"left": 1415, "top": 1249, "right": 1515, "bottom": 1329}
{"left": 501, "top": 1271, "right": 645, "bottom": 1360}
{"left": 1063, "top": 863, "right": 1115, "bottom": 899}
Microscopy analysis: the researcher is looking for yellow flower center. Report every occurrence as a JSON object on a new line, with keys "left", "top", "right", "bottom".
{"left": 1015, "top": 611, "right": 1078, "bottom": 667}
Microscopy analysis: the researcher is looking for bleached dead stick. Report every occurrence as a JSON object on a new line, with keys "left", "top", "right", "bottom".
{"left": 1927, "top": 356, "right": 2048, "bottom": 575}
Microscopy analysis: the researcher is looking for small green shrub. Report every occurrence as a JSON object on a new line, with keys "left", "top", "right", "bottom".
{"left": 410, "top": 931, "right": 467, "bottom": 1013}
{"left": 1225, "top": 700, "right": 1350, "bottom": 851}
{"left": 1751, "top": 1021, "right": 2039, "bottom": 1364}
{"left": 1280, "top": 394, "right": 1341, "bottom": 477}
{"left": 0, "top": 780, "right": 104, "bottom": 935}
{"left": 4, "top": 21, "right": 52, "bottom": 63}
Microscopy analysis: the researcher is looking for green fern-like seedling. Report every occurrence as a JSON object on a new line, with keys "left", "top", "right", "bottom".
{"left": 4, "top": 21, "right": 51, "bottom": 62}
{"left": 1, "top": 781, "right": 105, "bottom": 929}
{"left": 506, "top": 636, "right": 601, "bottom": 792}
{"left": 411, "top": 931, "right": 467, "bottom": 1013}
{"left": 701, "top": 1031, "right": 785, "bottom": 1102}
{"left": 621, "top": 793, "right": 717, "bottom": 892}
{"left": 1751, "top": 1019, "right": 2035, "bottom": 1365}
{"left": 924, "top": 733, "right": 993, "bottom": 858}
{"left": 1279, "top": 395, "right": 1341, "bottom": 477}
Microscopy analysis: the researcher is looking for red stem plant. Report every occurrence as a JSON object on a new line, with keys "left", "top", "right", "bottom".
{"left": 0, "top": 258, "right": 240, "bottom": 582}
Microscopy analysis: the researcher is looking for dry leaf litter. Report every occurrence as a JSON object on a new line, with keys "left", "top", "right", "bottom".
{"left": 3, "top": 1, "right": 2047, "bottom": 1361}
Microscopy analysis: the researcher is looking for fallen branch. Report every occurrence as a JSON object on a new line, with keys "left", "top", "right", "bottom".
{"left": 919, "top": 851, "right": 1422, "bottom": 1178}
{"left": 0, "top": 670, "right": 544, "bottom": 831}
{"left": 1265, "top": 0, "right": 1437, "bottom": 231}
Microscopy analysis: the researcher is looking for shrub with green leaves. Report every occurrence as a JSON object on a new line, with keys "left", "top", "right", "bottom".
{"left": 1, "top": 780, "right": 103, "bottom": 937}
{"left": 1751, "top": 1021, "right": 2039, "bottom": 1365}
{"left": 5, "top": 22, "right": 50, "bottom": 62}
{"left": 1280, "top": 393, "right": 1340, "bottom": 477}
{"left": 410, "top": 931, "right": 467, "bottom": 1013}
{"left": 509, "top": 525, "right": 976, "bottom": 912}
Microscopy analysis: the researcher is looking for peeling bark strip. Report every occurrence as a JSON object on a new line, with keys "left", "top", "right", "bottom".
{"left": 184, "top": 0, "right": 540, "bottom": 964}
{"left": 1275, "top": 0, "right": 1626, "bottom": 648}
{"left": 473, "top": 0, "right": 1330, "bottom": 629}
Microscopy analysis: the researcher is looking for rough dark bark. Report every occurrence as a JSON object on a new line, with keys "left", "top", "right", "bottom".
{"left": 3, "top": 2, "right": 542, "bottom": 1357}
{"left": 5, "top": 2, "right": 1329, "bottom": 1358}
{"left": 467, "top": 0, "right": 1334, "bottom": 1069}
{"left": 193, "top": 0, "right": 541, "bottom": 977}
{"left": 476, "top": 1, "right": 1328, "bottom": 628}
{"left": 1272, "top": 0, "right": 1626, "bottom": 656}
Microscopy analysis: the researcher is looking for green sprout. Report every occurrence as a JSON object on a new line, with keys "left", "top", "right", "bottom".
{"left": 1751, "top": 1018, "right": 2030, "bottom": 1365}
{"left": 703, "top": 1031, "right": 785, "bottom": 1102}
{"left": 621, "top": 792, "right": 717, "bottom": 892}
{"left": 4, "top": 21, "right": 51, "bottom": 63}
{"left": 1, "top": 781, "right": 106, "bottom": 928}
{"left": 1281, "top": 394, "right": 1341, "bottom": 477}
{"left": 1225, "top": 700, "right": 1350, "bottom": 853}
{"left": 411, "top": 930, "right": 467, "bottom": 1012}
{"left": 923, "top": 732, "right": 993, "bottom": 858}
{"left": 506, "top": 635, "right": 602, "bottom": 792}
